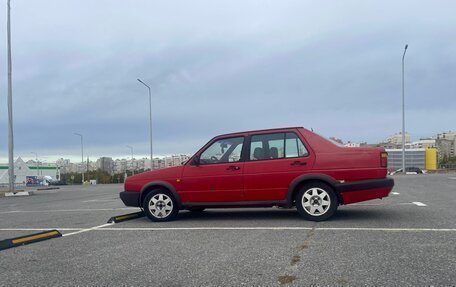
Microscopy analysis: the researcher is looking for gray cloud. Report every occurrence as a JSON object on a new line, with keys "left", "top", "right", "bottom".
{"left": 0, "top": 0, "right": 455, "bottom": 161}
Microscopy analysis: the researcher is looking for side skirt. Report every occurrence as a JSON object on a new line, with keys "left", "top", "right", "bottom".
{"left": 182, "top": 200, "right": 288, "bottom": 209}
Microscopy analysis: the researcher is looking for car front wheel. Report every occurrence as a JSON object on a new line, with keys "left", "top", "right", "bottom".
{"left": 296, "top": 183, "right": 338, "bottom": 221}
{"left": 143, "top": 190, "right": 178, "bottom": 222}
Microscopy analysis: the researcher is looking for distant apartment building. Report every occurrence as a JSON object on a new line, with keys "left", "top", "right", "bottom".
{"left": 373, "top": 142, "right": 401, "bottom": 149}
{"left": 110, "top": 155, "right": 190, "bottom": 174}
{"left": 56, "top": 158, "right": 71, "bottom": 167}
{"left": 386, "top": 132, "right": 410, "bottom": 145}
{"left": 432, "top": 131, "right": 456, "bottom": 162}
{"left": 407, "top": 139, "right": 436, "bottom": 149}
{"left": 432, "top": 131, "right": 456, "bottom": 141}
{"left": 113, "top": 158, "right": 128, "bottom": 174}
{"left": 435, "top": 138, "right": 454, "bottom": 163}
{"left": 88, "top": 160, "right": 97, "bottom": 171}
{"left": 57, "top": 158, "right": 96, "bottom": 174}
{"left": 97, "top": 157, "right": 113, "bottom": 174}
{"left": 166, "top": 155, "right": 190, "bottom": 168}
{"left": 344, "top": 142, "right": 361, "bottom": 147}
{"left": 152, "top": 155, "right": 191, "bottom": 170}
{"left": 329, "top": 137, "right": 344, "bottom": 145}
{"left": 56, "top": 158, "right": 75, "bottom": 173}
{"left": 135, "top": 158, "right": 151, "bottom": 170}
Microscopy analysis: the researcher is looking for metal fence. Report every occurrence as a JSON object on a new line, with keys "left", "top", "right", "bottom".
{"left": 0, "top": 183, "right": 26, "bottom": 191}
{"left": 439, "top": 164, "right": 456, "bottom": 170}
{"left": 386, "top": 149, "right": 426, "bottom": 170}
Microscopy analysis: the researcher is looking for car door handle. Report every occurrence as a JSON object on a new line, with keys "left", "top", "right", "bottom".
{"left": 290, "top": 161, "right": 307, "bottom": 166}
{"left": 226, "top": 165, "right": 241, "bottom": 171}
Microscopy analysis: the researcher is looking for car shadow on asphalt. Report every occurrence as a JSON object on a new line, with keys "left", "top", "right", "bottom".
{"left": 171, "top": 207, "right": 394, "bottom": 222}
{"left": 331, "top": 209, "right": 396, "bottom": 221}
{"left": 176, "top": 209, "right": 301, "bottom": 221}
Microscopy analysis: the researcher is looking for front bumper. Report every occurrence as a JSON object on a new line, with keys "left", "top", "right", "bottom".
{"left": 120, "top": 191, "right": 140, "bottom": 207}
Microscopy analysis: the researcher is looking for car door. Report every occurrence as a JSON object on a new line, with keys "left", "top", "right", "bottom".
{"left": 181, "top": 136, "right": 245, "bottom": 203}
{"left": 243, "top": 131, "right": 314, "bottom": 201}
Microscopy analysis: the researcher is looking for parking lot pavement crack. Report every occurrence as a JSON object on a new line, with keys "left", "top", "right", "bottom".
{"left": 298, "top": 226, "right": 315, "bottom": 251}
{"left": 277, "top": 225, "right": 316, "bottom": 285}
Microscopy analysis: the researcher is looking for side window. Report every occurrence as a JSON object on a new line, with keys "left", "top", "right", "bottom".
{"left": 269, "top": 138, "right": 285, "bottom": 158}
{"left": 285, "top": 132, "right": 308, "bottom": 157}
{"left": 200, "top": 137, "right": 244, "bottom": 164}
{"left": 250, "top": 140, "right": 264, "bottom": 161}
{"left": 250, "top": 133, "right": 285, "bottom": 160}
{"left": 229, "top": 144, "right": 243, "bottom": 162}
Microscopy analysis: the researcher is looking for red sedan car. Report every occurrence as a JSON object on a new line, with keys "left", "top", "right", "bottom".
{"left": 121, "top": 127, "right": 394, "bottom": 222}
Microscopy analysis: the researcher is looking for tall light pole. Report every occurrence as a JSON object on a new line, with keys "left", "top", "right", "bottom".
{"left": 7, "top": 0, "right": 15, "bottom": 193}
{"left": 126, "top": 145, "right": 134, "bottom": 175}
{"left": 30, "top": 152, "right": 39, "bottom": 177}
{"left": 73, "top": 133, "right": 84, "bottom": 183}
{"left": 137, "top": 78, "right": 153, "bottom": 170}
{"left": 401, "top": 44, "right": 408, "bottom": 173}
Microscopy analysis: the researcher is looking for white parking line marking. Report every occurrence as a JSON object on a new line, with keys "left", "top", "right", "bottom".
{"left": 2, "top": 227, "right": 456, "bottom": 232}
{"left": 353, "top": 202, "right": 414, "bottom": 206}
{"left": 391, "top": 192, "right": 400, "bottom": 195}
{"left": 359, "top": 202, "right": 427, "bottom": 207}
{"left": 0, "top": 228, "right": 81, "bottom": 231}
{"left": 412, "top": 202, "right": 427, "bottom": 207}
{"left": 0, "top": 208, "right": 138, "bottom": 214}
{"left": 62, "top": 223, "right": 114, "bottom": 237}
{"left": 96, "top": 227, "right": 456, "bottom": 232}
{"left": 82, "top": 199, "right": 118, "bottom": 202}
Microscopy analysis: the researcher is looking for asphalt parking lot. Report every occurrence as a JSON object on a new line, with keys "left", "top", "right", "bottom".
{"left": 1, "top": 174, "right": 455, "bottom": 286}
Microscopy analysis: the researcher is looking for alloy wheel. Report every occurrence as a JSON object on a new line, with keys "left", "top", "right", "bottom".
{"left": 148, "top": 193, "right": 173, "bottom": 218}
{"left": 301, "top": 187, "right": 331, "bottom": 216}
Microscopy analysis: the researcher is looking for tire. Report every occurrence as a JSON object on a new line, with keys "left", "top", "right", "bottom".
{"left": 187, "top": 207, "right": 205, "bottom": 212}
{"left": 296, "top": 182, "right": 338, "bottom": 221}
{"left": 143, "top": 189, "right": 179, "bottom": 222}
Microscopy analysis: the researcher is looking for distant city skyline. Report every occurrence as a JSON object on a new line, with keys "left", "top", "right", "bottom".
{"left": 0, "top": 152, "right": 191, "bottom": 164}
{"left": 1, "top": 129, "right": 453, "bottom": 163}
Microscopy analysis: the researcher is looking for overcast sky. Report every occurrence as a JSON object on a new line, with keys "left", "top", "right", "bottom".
{"left": 0, "top": 0, "right": 455, "bottom": 162}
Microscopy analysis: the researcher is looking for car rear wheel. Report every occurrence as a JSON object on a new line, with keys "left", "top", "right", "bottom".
{"left": 143, "top": 190, "right": 178, "bottom": 222}
{"left": 296, "top": 182, "right": 338, "bottom": 221}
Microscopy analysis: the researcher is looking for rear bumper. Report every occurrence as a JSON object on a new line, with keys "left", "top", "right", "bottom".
{"left": 120, "top": 191, "right": 140, "bottom": 207}
{"left": 336, "top": 178, "right": 394, "bottom": 192}
{"left": 336, "top": 178, "right": 394, "bottom": 204}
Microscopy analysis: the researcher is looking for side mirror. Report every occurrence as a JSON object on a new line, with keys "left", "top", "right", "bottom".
{"left": 192, "top": 155, "right": 200, "bottom": 166}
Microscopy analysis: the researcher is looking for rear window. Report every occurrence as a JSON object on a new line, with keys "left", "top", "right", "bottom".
{"left": 250, "top": 132, "right": 308, "bottom": 161}
{"left": 285, "top": 132, "right": 308, "bottom": 157}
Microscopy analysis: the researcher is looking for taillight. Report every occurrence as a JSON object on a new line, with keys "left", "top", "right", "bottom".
{"left": 380, "top": 152, "right": 388, "bottom": 168}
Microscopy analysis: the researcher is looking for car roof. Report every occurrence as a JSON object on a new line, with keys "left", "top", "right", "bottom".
{"left": 216, "top": 127, "right": 305, "bottom": 137}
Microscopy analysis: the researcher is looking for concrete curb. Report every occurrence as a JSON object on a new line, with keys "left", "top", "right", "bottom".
{"left": 5, "top": 191, "right": 34, "bottom": 197}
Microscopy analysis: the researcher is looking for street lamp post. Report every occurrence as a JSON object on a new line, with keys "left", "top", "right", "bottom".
{"left": 31, "top": 152, "right": 39, "bottom": 177}
{"left": 137, "top": 79, "right": 153, "bottom": 170}
{"left": 401, "top": 44, "right": 408, "bottom": 173}
{"left": 73, "top": 133, "right": 84, "bottom": 183}
{"left": 7, "top": 0, "right": 15, "bottom": 193}
{"left": 126, "top": 145, "right": 134, "bottom": 175}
